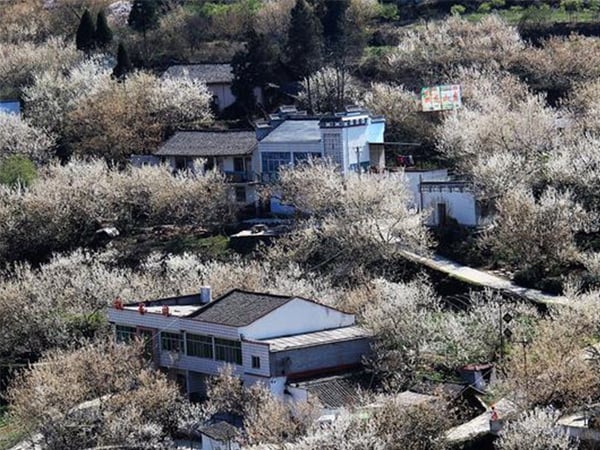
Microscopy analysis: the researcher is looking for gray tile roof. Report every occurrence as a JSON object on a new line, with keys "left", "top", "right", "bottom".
{"left": 291, "top": 372, "right": 373, "bottom": 408}
{"left": 162, "top": 64, "right": 234, "bottom": 84}
{"left": 155, "top": 131, "right": 256, "bottom": 157}
{"left": 200, "top": 421, "right": 239, "bottom": 441}
{"left": 260, "top": 119, "right": 321, "bottom": 144}
{"left": 189, "top": 289, "right": 294, "bottom": 326}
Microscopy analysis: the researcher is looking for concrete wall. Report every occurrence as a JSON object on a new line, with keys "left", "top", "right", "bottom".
{"left": 239, "top": 298, "right": 355, "bottom": 340}
{"left": 421, "top": 188, "right": 478, "bottom": 226}
{"left": 268, "top": 338, "right": 371, "bottom": 377}
{"left": 403, "top": 169, "right": 449, "bottom": 207}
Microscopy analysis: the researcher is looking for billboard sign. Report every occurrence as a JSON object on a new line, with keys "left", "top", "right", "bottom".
{"left": 421, "top": 85, "right": 461, "bottom": 112}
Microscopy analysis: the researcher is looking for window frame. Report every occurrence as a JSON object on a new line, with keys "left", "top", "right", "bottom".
{"left": 214, "top": 338, "right": 243, "bottom": 365}
{"left": 115, "top": 325, "right": 137, "bottom": 344}
{"left": 186, "top": 333, "right": 214, "bottom": 359}
{"left": 161, "top": 331, "right": 183, "bottom": 353}
{"left": 251, "top": 355, "right": 261, "bottom": 369}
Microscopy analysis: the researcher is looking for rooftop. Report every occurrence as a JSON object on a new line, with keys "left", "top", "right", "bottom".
{"left": 260, "top": 119, "right": 321, "bottom": 144}
{"left": 162, "top": 64, "right": 234, "bottom": 84}
{"left": 199, "top": 421, "right": 239, "bottom": 441}
{"left": 260, "top": 326, "right": 371, "bottom": 352}
{"left": 188, "top": 289, "right": 294, "bottom": 327}
{"left": 289, "top": 372, "right": 374, "bottom": 408}
{"left": 154, "top": 130, "right": 256, "bottom": 157}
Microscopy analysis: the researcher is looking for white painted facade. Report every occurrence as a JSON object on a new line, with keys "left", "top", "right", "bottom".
{"left": 238, "top": 298, "right": 355, "bottom": 340}
{"left": 108, "top": 292, "right": 368, "bottom": 399}
{"left": 399, "top": 168, "right": 483, "bottom": 227}
{"left": 421, "top": 182, "right": 479, "bottom": 226}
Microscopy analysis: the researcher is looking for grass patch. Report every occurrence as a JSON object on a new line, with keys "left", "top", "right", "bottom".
{"left": 0, "top": 407, "right": 26, "bottom": 450}
{"left": 463, "top": 8, "right": 600, "bottom": 24}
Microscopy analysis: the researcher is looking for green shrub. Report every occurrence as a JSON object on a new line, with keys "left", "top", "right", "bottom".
{"left": 491, "top": 0, "right": 506, "bottom": 9}
{"left": 0, "top": 155, "right": 37, "bottom": 187}
{"left": 478, "top": 2, "right": 492, "bottom": 13}
{"left": 450, "top": 4, "right": 467, "bottom": 15}
{"left": 378, "top": 3, "right": 399, "bottom": 20}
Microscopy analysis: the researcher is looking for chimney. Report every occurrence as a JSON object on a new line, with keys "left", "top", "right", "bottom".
{"left": 200, "top": 286, "right": 212, "bottom": 304}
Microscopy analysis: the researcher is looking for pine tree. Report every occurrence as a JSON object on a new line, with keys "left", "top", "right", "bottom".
{"left": 128, "top": 0, "right": 160, "bottom": 63}
{"left": 95, "top": 10, "right": 113, "bottom": 48}
{"left": 112, "top": 42, "right": 133, "bottom": 80}
{"left": 286, "top": 0, "right": 323, "bottom": 112}
{"left": 76, "top": 9, "right": 96, "bottom": 53}
{"left": 231, "top": 30, "right": 281, "bottom": 113}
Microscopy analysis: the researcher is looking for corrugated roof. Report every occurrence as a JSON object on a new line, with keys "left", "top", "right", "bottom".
{"left": 260, "top": 326, "right": 371, "bottom": 352}
{"left": 260, "top": 119, "right": 321, "bottom": 144}
{"left": 162, "top": 64, "right": 234, "bottom": 84}
{"left": 155, "top": 131, "right": 256, "bottom": 157}
{"left": 291, "top": 372, "right": 373, "bottom": 408}
{"left": 189, "top": 289, "right": 294, "bottom": 327}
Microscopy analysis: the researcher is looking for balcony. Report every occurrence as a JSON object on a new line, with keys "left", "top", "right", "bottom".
{"left": 223, "top": 171, "right": 255, "bottom": 183}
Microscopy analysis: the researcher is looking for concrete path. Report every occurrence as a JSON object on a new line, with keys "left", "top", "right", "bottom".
{"left": 399, "top": 250, "right": 569, "bottom": 306}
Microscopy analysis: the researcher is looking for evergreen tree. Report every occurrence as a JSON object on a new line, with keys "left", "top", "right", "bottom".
{"left": 95, "top": 10, "right": 113, "bottom": 48}
{"left": 76, "top": 9, "right": 96, "bottom": 53}
{"left": 128, "top": 0, "right": 160, "bottom": 34}
{"left": 286, "top": 0, "right": 323, "bottom": 112}
{"left": 128, "top": 0, "right": 160, "bottom": 63}
{"left": 231, "top": 30, "right": 281, "bottom": 114}
{"left": 112, "top": 42, "right": 133, "bottom": 80}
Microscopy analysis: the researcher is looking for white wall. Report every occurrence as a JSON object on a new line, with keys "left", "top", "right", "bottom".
{"left": 239, "top": 298, "right": 355, "bottom": 340}
{"left": 403, "top": 169, "right": 449, "bottom": 207}
{"left": 421, "top": 189, "right": 478, "bottom": 226}
{"left": 207, "top": 83, "right": 236, "bottom": 110}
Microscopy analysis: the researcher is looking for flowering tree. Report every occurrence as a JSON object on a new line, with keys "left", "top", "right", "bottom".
{"left": 65, "top": 71, "right": 213, "bottom": 161}
{"left": 386, "top": 16, "right": 523, "bottom": 85}
{"left": 297, "top": 67, "right": 363, "bottom": 113}
{"left": 495, "top": 407, "right": 577, "bottom": 450}
{"left": 0, "top": 160, "right": 235, "bottom": 263}
{"left": 0, "top": 38, "right": 80, "bottom": 98}
{"left": 6, "top": 339, "right": 183, "bottom": 450}
{"left": 268, "top": 159, "right": 431, "bottom": 282}
{"left": 480, "top": 187, "right": 595, "bottom": 270}
{"left": 0, "top": 112, "right": 56, "bottom": 163}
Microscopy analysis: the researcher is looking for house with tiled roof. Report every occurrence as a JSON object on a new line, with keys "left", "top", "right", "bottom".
{"left": 108, "top": 288, "right": 371, "bottom": 400}
{"left": 155, "top": 130, "right": 257, "bottom": 203}
{"left": 162, "top": 63, "right": 262, "bottom": 112}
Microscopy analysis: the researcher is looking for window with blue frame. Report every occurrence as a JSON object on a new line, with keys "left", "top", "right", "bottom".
{"left": 262, "top": 152, "right": 291, "bottom": 174}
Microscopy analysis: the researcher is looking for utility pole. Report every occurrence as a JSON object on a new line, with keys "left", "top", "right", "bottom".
{"left": 355, "top": 146, "right": 361, "bottom": 174}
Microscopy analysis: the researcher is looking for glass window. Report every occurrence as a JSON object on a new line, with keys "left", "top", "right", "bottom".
{"left": 234, "top": 186, "right": 246, "bottom": 203}
{"left": 214, "top": 338, "right": 242, "bottom": 365}
{"left": 186, "top": 334, "right": 213, "bottom": 359}
{"left": 251, "top": 356, "right": 261, "bottom": 369}
{"left": 261, "top": 152, "right": 291, "bottom": 174}
{"left": 116, "top": 325, "right": 137, "bottom": 344}
{"left": 161, "top": 332, "right": 183, "bottom": 353}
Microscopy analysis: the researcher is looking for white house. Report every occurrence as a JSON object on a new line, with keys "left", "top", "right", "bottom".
{"left": 402, "top": 168, "right": 489, "bottom": 227}
{"left": 153, "top": 130, "right": 257, "bottom": 205}
{"left": 108, "top": 288, "right": 372, "bottom": 401}
{"left": 162, "top": 64, "right": 262, "bottom": 112}
{"left": 254, "top": 106, "right": 386, "bottom": 180}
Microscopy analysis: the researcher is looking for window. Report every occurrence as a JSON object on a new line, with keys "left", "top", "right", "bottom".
{"left": 234, "top": 186, "right": 246, "bottom": 203}
{"left": 261, "top": 152, "right": 291, "bottom": 174}
{"left": 186, "top": 334, "right": 213, "bottom": 359}
{"left": 214, "top": 338, "right": 242, "bottom": 365}
{"left": 161, "top": 332, "right": 183, "bottom": 353}
{"left": 138, "top": 328, "right": 154, "bottom": 359}
{"left": 233, "top": 157, "right": 244, "bottom": 172}
{"left": 251, "top": 356, "right": 261, "bottom": 369}
{"left": 115, "top": 325, "right": 136, "bottom": 344}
